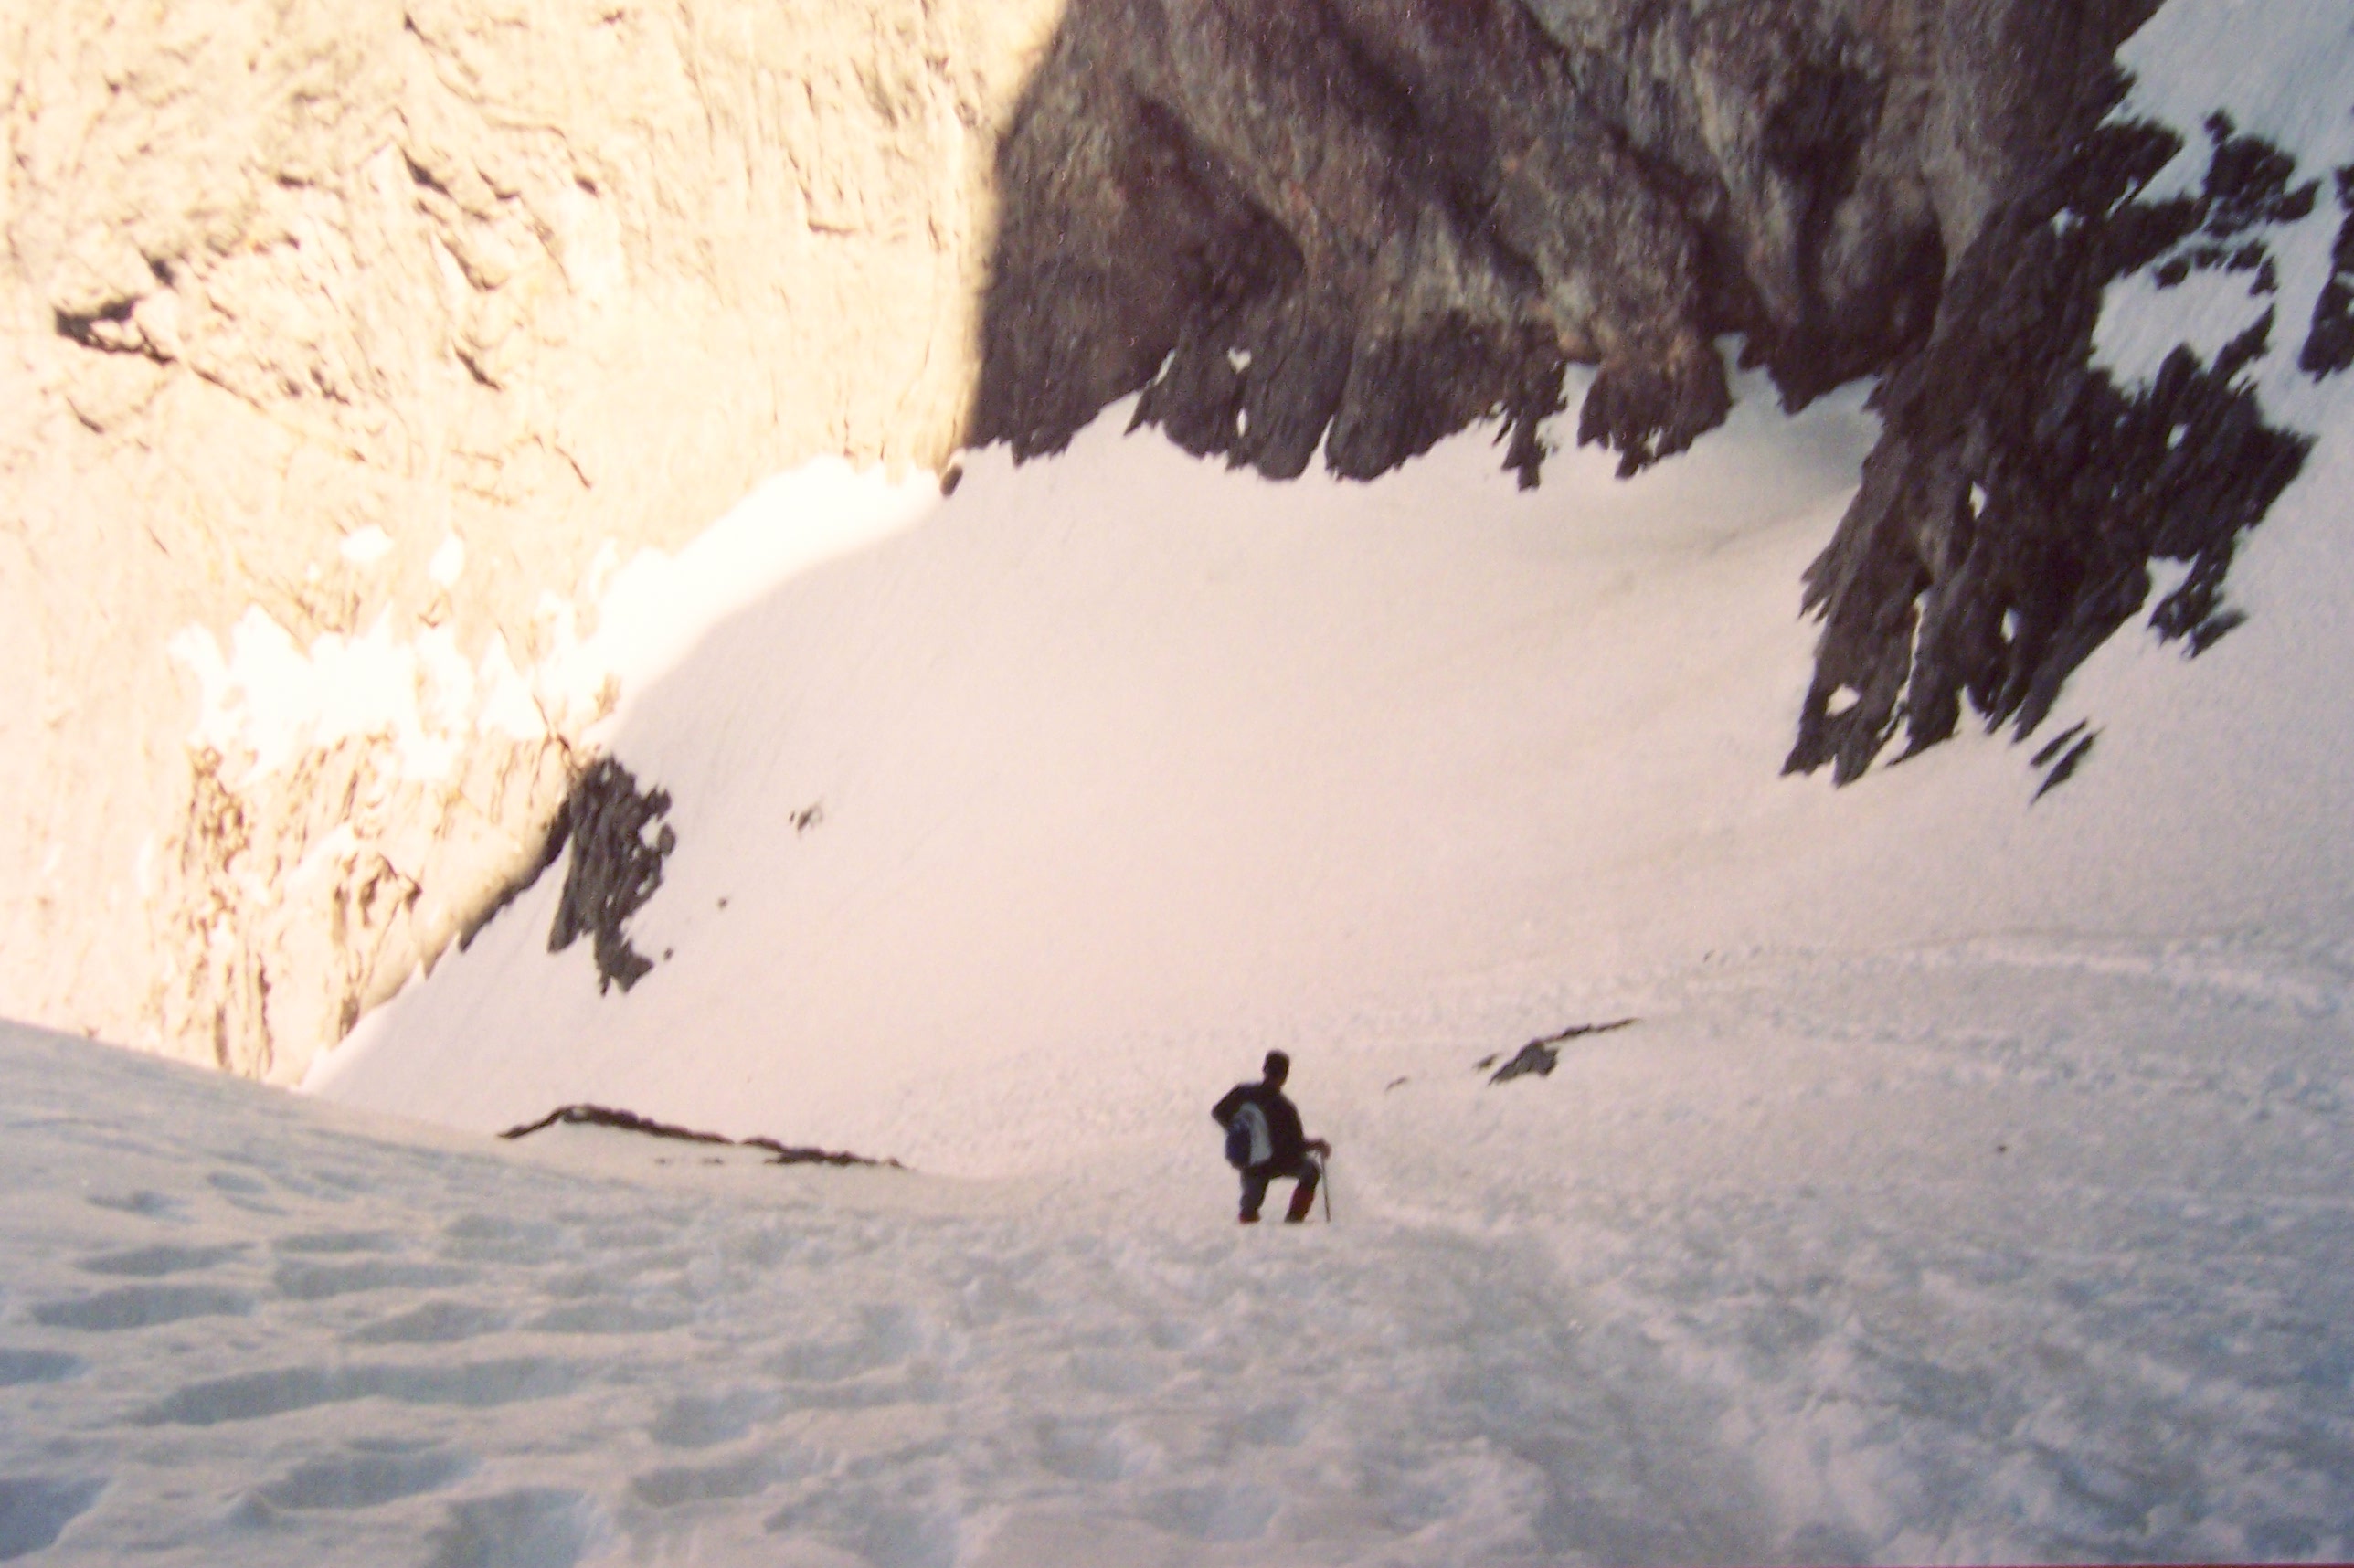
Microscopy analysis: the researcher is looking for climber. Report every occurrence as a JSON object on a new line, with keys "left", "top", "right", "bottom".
{"left": 1211, "top": 1051, "right": 1331, "bottom": 1224}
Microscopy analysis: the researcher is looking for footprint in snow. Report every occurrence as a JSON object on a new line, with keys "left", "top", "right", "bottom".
{"left": 535, "top": 1265, "right": 629, "bottom": 1303}
{"left": 1143, "top": 1482, "right": 1280, "bottom": 1543}
{"left": 525, "top": 1300, "right": 689, "bottom": 1335}
{"left": 1034, "top": 1418, "right": 1135, "bottom": 1482}
{"left": 771, "top": 1304, "right": 924, "bottom": 1383}
{"left": 647, "top": 1387, "right": 783, "bottom": 1449}
{"left": 345, "top": 1300, "right": 509, "bottom": 1346}
{"left": 271, "top": 1257, "right": 473, "bottom": 1301}
{"left": 301, "top": 1163, "right": 382, "bottom": 1197}
{"left": 0, "top": 1351, "right": 83, "bottom": 1387}
{"left": 222, "top": 1162, "right": 348, "bottom": 1205}
{"left": 31, "top": 1283, "right": 253, "bottom": 1331}
{"left": 1145, "top": 1316, "right": 1204, "bottom": 1351}
{"left": 425, "top": 1488, "right": 599, "bottom": 1568}
{"left": 766, "top": 1496, "right": 958, "bottom": 1568}
{"left": 254, "top": 1447, "right": 475, "bottom": 1511}
{"left": 1227, "top": 1401, "right": 1309, "bottom": 1447}
{"left": 577, "top": 1221, "right": 677, "bottom": 1252}
{"left": 439, "top": 1213, "right": 566, "bottom": 1266}
{"left": 630, "top": 1448, "right": 804, "bottom": 1509}
{"left": 204, "top": 1171, "right": 282, "bottom": 1215}
{"left": 136, "top": 1357, "right": 580, "bottom": 1426}
{"left": 272, "top": 1228, "right": 400, "bottom": 1255}
{"left": 82, "top": 1190, "right": 180, "bottom": 1221}
{"left": 75, "top": 1243, "right": 243, "bottom": 1277}
{"left": 0, "top": 1476, "right": 106, "bottom": 1562}
{"left": 1064, "top": 1348, "right": 1165, "bottom": 1396}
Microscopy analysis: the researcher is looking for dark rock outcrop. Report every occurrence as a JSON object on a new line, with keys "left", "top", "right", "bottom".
{"left": 461, "top": 757, "right": 678, "bottom": 994}
{"left": 1790, "top": 101, "right": 2320, "bottom": 779}
{"left": 2302, "top": 164, "right": 2354, "bottom": 379}
{"left": 1477, "top": 1017, "right": 1637, "bottom": 1083}
{"left": 545, "top": 759, "right": 677, "bottom": 994}
{"left": 974, "top": 0, "right": 2150, "bottom": 486}
{"left": 499, "top": 1104, "right": 898, "bottom": 1168}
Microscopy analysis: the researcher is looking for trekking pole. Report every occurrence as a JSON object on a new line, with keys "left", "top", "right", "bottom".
{"left": 1320, "top": 1150, "right": 1333, "bottom": 1224}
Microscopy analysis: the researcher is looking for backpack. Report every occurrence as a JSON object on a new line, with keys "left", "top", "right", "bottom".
{"left": 1223, "top": 1101, "right": 1271, "bottom": 1170}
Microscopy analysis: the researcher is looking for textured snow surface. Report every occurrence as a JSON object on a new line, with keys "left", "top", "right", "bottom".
{"left": 9, "top": 926, "right": 2354, "bottom": 1564}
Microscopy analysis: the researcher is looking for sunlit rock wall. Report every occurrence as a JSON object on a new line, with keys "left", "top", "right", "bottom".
{"left": 0, "top": 0, "right": 1061, "bottom": 1080}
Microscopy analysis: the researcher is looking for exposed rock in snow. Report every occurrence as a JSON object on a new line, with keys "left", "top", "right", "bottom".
{"left": 2306, "top": 167, "right": 2354, "bottom": 376}
{"left": 497, "top": 1102, "right": 896, "bottom": 1167}
{"left": 1479, "top": 1020, "right": 1638, "bottom": 1085}
{"left": 1790, "top": 0, "right": 2354, "bottom": 780}
{"left": 1790, "top": 94, "right": 2320, "bottom": 780}
{"left": 539, "top": 758, "right": 677, "bottom": 996}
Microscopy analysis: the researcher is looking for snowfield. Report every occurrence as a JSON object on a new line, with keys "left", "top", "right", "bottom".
{"left": 8, "top": 0, "right": 2354, "bottom": 1561}
{"left": 6, "top": 927, "right": 2354, "bottom": 1564}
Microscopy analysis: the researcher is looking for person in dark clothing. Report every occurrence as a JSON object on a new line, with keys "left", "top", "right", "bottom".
{"left": 1212, "top": 1050, "right": 1331, "bottom": 1224}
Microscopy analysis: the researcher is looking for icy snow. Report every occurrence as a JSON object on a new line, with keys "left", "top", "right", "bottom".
{"left": 339, "top": 526, "right": 397, "bottom": 569}
{"left": 429, "top": 535, "right": 469, "bottom": 591}
{"left": 10, "top": 0, "right": 2354, "bottom": 1561}
{"left": 165, "top": 610, "right": 510, "bottom": 786}
{"left": 166, "top": 461, "right": 934, "bottom": 789}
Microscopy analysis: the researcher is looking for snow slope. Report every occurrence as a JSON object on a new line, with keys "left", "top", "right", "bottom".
{"left": 316, "top": 340, "right": 2354, "bottom": 1180}
{"left": 7, "top": 922, "right": 2354, "bottom": 1563}
{"left": 8, "top": 0, "right": 2354, "bottom": 1561}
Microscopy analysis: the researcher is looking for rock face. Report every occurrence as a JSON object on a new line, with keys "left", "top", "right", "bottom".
{"left": 1, "top": 0, "right": 1062, "bottom": 1080}
{"left": 971, "top": 0, "right": 2154, "bottom": 483}
{"left": 1790, "top": 96, "right": 2327, "bottom": 780}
